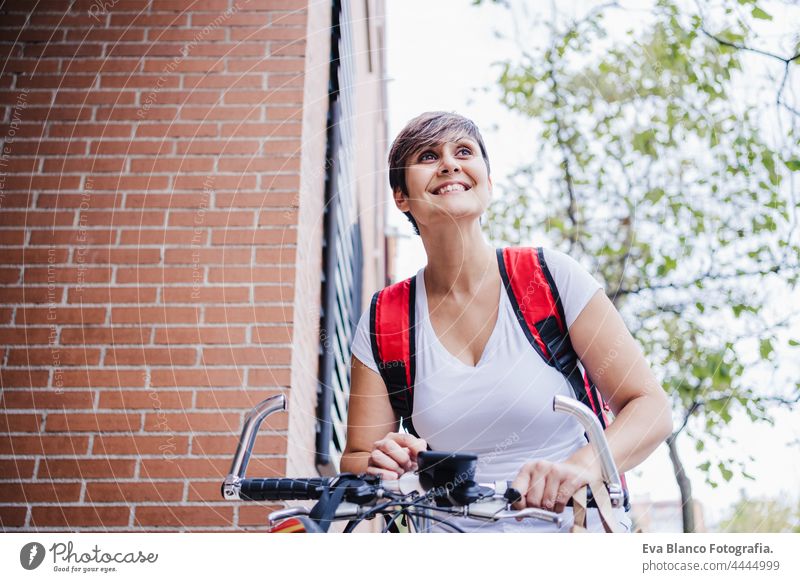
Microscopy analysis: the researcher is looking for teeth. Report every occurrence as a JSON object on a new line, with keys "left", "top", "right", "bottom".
{"left": 434, "top": 184, "right": 467, "bottom": 195}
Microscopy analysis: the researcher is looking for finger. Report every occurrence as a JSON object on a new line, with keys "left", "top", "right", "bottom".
{"left": 389, "top": 434, "right": 428, "bottom": 459}
{"left": 510, "top": 470, "right": 531, "bottom": 511}
{"left": 375, "top": 439, "right": 412, "bottom": 468}
{"left": 365, "top": 466, "right": 399, "bottom": 480}
{"left": 525, "top": 469, "right": 546, "bottom": 510}
{"left": 369, "top": 449, "right": 405, "bottom": 475}
{"left": 554, "top": 480, "right": 577, "bottom": 514}
{"left": 541, "top": 472, "right": 561, "bottom": 511}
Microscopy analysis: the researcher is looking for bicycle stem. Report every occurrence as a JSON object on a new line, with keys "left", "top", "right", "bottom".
{"left": 553, "top": 394, "right": 623, "bottom": 507}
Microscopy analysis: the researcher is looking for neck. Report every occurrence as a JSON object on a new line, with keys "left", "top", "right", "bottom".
{"left": 419, "top": 222, "right": 497, "bottom": 297}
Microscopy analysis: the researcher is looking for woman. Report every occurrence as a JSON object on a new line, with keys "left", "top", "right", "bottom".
{"left": 340, "top": 111, "right": 673, "bottom": 532}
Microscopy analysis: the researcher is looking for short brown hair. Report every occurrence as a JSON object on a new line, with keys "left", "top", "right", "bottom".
{"left": 388, "top": 111, "right": 491, "bottom": 234}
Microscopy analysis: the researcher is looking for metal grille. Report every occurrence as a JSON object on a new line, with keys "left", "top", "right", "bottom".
{"left": 315, "top": 0, "right": 363, "bottom": 472}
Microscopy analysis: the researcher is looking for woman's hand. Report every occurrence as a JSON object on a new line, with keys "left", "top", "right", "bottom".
{"left": 365, "top": 432, "right": 428, "bottom": 480}
{"left": 509, "top": 456, "right": 602, "bottom": 514}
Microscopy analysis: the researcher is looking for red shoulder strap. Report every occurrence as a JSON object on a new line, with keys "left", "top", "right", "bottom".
{"left": 369, "top": 277, "right": 418, "bottom": 436}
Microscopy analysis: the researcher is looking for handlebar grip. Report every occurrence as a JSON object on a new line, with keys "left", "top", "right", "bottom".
{"left": 238, "top": 478, "right": 328, "bottom": 501}
{"left": 504, "top": 482, "right": 601, "bottom": 508}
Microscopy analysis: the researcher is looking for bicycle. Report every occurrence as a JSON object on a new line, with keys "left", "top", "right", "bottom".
{"left": 221, "top": 394, "right": 627, "bottom": 533}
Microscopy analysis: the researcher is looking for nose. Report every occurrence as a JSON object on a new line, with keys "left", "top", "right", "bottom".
{"left": 438, "top": 152, "right": 461, "bottom": 174}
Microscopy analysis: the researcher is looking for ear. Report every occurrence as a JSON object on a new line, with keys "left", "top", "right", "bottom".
{"left": 393, "top": 188, "right": 410, "bottom": 212}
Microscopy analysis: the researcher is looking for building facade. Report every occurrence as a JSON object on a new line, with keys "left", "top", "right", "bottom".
{"left": 0, "top": 0, "right": 388, "bottom": 531}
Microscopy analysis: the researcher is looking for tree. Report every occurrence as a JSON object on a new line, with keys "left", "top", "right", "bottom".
{"left": 475, "top": 0, "right": 800, "bottom": 531}
{"left": 717, "top": 491, "right": 800, "bottom": 532}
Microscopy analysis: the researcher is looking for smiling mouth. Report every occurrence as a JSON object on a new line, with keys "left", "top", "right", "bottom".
{"left": 431, "top": 184, "right": 471, "bottom": 195}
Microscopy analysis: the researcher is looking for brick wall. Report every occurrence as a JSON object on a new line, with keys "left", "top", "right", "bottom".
{"left": 0, "top": 0, "right": 332, "bottom": 531}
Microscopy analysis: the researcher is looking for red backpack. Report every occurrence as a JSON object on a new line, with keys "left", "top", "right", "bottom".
{"left": 368, "top": 246, "right": 630, "bottom": 508}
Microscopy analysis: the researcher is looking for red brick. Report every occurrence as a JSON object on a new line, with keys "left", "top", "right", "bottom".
{"left": 0, "top": 268, "right": 21, "bottom": 284}
{"left": 252, "top": 325, "right": 292, "bottom": 343}
{"left": 130, "top": 157, "right": 214, "bottom": 173}
{"left": 0, "top": 228, "right": 27, "bottom": 243}
{"left": 105, "top": 348, "right": 197, "bottom": 366}
{"left": 253, "top": 286, "right": 294, "bottom": 302}
{"left": 100, "top": 75, "right": 181, "bottom": 89}
{"left": 134, "top": 505, "right": 232, "bottom": 528}
{"left": 93, "top": 434, "right": 189, "bottom": 455}
{"left": 220, "top": 122, "right": 301, "bottom": 138}
{"left": 109, "top": 14, "right": 189, "bottom": 26}
{"left": 142, "top": 58, "right": 224, "bottom": 73}
{"left": 15, "top": 308, "right": 106, "bottom": 326}
{"left": 49, "top": 124, "right": 132, "bottom": 138}
{"left": 248, "top": 367, "right": 292, "bottom": 387}
{"left": 0, "top": 481, "right": 82, "bottom": 503}
{"left": 0, "top": 286, "right": 63, "bottom": 304}
{"left": 238, "top": 504, "right": 286, "bottom": 527}
{"left": 98, "top": 390, "right": 192, "bottom": 410}
{"left": 121, "top": 229, "right": 204, "bottom": 245}
{"left": 8, "top": 348, "right": 101, "bottom": 367}
{"left": 67, "top": 287, "right": 158, "bottom": 304}
{"left": 172, "top": 176, "right": 256, "bottom": 191}
{"left": 0, "top": 327, "right": 54, "bottom": 344}
{"left": 81, "top": 248, "right": 162, "bottom": 264}
{"left": 135, "top": 123, "right": 218, "bottom": 138}
{"left": 153, "top": 326, "right": 247, "bottom": 344}
{"left": 0, "top": 435, "right": 89, "bottom": 455}
{"left": 176, "top": 140, "right": 261, "bottom": 156}
{"left": 0, "top": 211, "right": 75, "bottom": 226}
{"left": 210, "top": 228, "right": 297, "bottom": 245}
{"left": 24, "top": 267, "right": 112, "bottom": 284}
{"left": 42, "top": 157, "right": 127, "bottom": 173}
{"left": 60, "top": 327, "right": 150, "bottom": 345}
{"left": 115, "top": 267, "right": 199, "bottom": 284}
{"left": 267, "top": 72, "right": 305, "bottom": 89}
{"left": 111, "top": 307, "right": 200, "bottom": 324}
{"left": 265, "top": 106, "right": 302, "bottom": 121}
{"left": 230, "top": 27, "right": 305, "bottom": 41}
{"left": 29, "top": 229, "right": 116, "bottom": 246}
{"left": 163, "top": 248, "right": 252, "bottom": 264}
{"left": 149, "top": 368, "right": 244, "bottom": 388}
{"left": 201, "top": 347, "right": 291, "bottom": 366}
{"left": 86, "top": 482, "right": 183, "bottom": 503}
{"left": 0, "top": 390, "right": 94, "bottom": 409}
{"left": 162, "top": 286, "right": 249, "bottom": 304}
{"left": 208, "top": 266, "right": 295, "bottom": 284}
{"left": 55, "top": 91, "right": 137, "bottom": 105}
{"left": 24, "top": 75, "right": 97, "bottom": 89}
{"left": 38, "top": 458, "right": 137, "bottom": 480}
{"left": 0, "top": 506, "right": 27, "bottom": 528}
{"left": 143, "top": 412, "right": 240, "bottom": 432}
{"left": 191, "top": 432, "right": 285, "bottom": 454}
{"left": 30, "top": 506, "right": 130, "bottom": 528}
{"left": 89, "top": 176, "right": 170, "bottom": 191}
{"left": 270, "top": 39, "right": 306, "bottom": 57}
{"left": 1, "top": 457, "right": 35, "bottom": 481}
{"left": 183, "top": 74, "right": 262, "bottom": 90}
{"left": 37, "top": 193, "right": 122, "bottom": 208}
{"left": 215, "top": 158, "right": 299, "bottom": 173}
{"left": 78, "top": 211, "right": 165, "bottom": 227}
{"left": 1, "top": 247, "right": 69, "bottom": 263}
{"left": 168, "top": 210, "right": 254, "bottom": 226}
{"left": 140, "top": 456, "right": 283, "bottom": 479}
{"left": 66, "top": 58, "right": 141, "bottom": 73}
{"left": 0, "top": 370, "right": 49, "bottom": 388}
{"left": 204, "top": 306, "right": 292, "bottom": 324}
{"left": 45, "top": 413, "right": 140, "bottom": 432}
{"left": 125, "top": 194, "right": 211, "bottom": 209}
{"left": 191, "top": 14, "right": 269, "bottom": 26}
{"left": 180, "top": 105, "right": 261, "bottom": 121}
{"left": 59, "top": 369, "right": 148, "bottom": 388}
{"left": 193, "top": 387, "right": 286, "bottom": 411}
{"left": 227, "top": 57, "right": 304, "bottom": 72}
{"left": 90, "top": 140, "right": 172, "bottom": 155}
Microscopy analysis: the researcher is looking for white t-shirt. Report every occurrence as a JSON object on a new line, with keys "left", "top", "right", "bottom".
{"left": 350, "top": 247, "right": 631, "bottom": 532}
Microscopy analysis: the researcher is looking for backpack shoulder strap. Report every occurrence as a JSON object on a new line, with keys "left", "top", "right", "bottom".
{"left": 498, "top": 246, "right": 630, "bottom": 510}
{"left": 497, "top": 246, "right": 604, "bottom": 418}
{"left": 368, "top": 276, "right": 419, "bottom": 437}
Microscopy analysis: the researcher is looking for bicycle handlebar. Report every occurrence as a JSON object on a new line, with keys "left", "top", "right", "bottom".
{"left": 221, "top": 394, "right": 625, "bottom": 531}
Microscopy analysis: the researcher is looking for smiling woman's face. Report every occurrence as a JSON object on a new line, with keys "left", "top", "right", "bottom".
{"left": 394, "top": 134, "right": 493, "bottom": 234}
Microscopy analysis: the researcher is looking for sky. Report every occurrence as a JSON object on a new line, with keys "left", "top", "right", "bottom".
{"left": 383, "top": 0, "right": 800, "bottom": 528}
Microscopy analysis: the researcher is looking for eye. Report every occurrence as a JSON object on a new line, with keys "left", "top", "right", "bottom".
{"left": 457, "top": 146, "right": 472, "bottom": 156}
{"left": 418, "top": 151, "right": 436, "bottom": 162}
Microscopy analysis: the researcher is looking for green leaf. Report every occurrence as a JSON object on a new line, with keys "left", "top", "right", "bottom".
{"left": 751, "top": 6, "right": 773, "bottom": 20}
{"left": 759, "top": 338, "right": 774, "bottom": 360}
{"left": 789, "top": 339, "right": 800, "bottom": 347}
{"left": 785, "top": 160, "right": 800, "bottom": 171}
{"left": 698, "top": 461, "right": 711, "bottom": 472}
{"left": 718, "top": 462, "right": 734, "bottom": 482}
